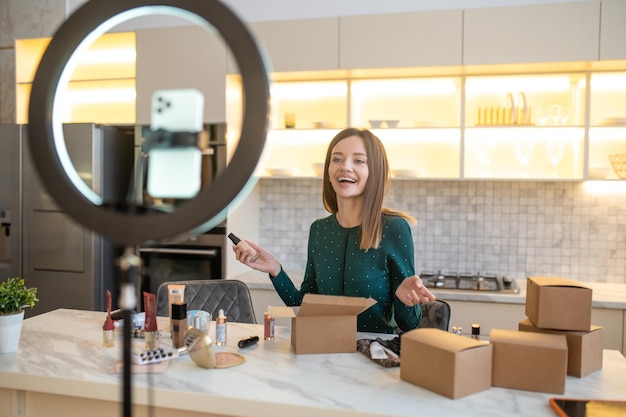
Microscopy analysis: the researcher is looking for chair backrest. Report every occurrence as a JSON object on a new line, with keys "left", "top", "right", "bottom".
{"left": 417, "top": 299, "right": 451, "bottom": 331}
{"left": 156, "top": 279, "right": 256, "bottom": 324}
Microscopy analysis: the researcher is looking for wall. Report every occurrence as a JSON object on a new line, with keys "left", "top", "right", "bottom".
{"left": 259, "top": 178, "right": 626, "bottom": 284}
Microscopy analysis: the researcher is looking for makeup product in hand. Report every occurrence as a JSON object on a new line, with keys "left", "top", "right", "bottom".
{"left": 264, "top": 306, "right": 275, "bottom": 341}
{"left": 167, "top": 284, "right": 185, "bottom": 335}
{"left": 215, "top": 309, "right": 227, "bottom": 346}
{"left": 143, "top": 291, "right": 159, "bottom": 350}
{"left": 102, "top": 290, "right": 115, "bottom": 348}
{"left": 228, "top": 233, "right": 259, "bottom": 262}
{"left": 238, "top": 335, "right": 259, "bottom": 349}
{"left": 171, "top": 302, "right": 187, "bottom": 349}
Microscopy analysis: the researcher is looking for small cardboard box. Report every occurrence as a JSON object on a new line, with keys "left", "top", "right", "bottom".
{"left": 290, "top": 294, "right": 376, "bottom": 354}
{"left": 490, "top": 328, "right": 568, "bottom": 394}
{"left": 525, "top": 276, "right": 592, "bottom": 331}
{"left": 400, "top": 328, "right": 493, "bottom": 399}
{"left": 518, "top": 318, "right": 603, "bottom": 377}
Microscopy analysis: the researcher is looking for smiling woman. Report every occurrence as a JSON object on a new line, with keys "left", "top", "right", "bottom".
{"left": 233, "top": 128, "right": 436, "bottom": 334}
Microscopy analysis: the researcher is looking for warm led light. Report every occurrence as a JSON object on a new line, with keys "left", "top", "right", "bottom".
{"left": 465, "top": 76, "right": 572, "bottom": 94}
{"left": 583, "top": 181, "right": 626, "bottom": 193}
{"left": 66, "top": 88, "right": 136, "bottom": 104}
{"left": 271, "top": 81, "right": 347, "bottom": 100}
{"left": 590, "top": 74, "right": 626, "bottom": 91}
{"left": 77, "top": 48, "right": 136, "bottom": 64}
{"left": 352, "top": 79, "right": 457, "bottom": 96}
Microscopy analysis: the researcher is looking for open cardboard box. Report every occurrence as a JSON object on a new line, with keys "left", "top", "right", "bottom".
{"left": 275, "top": 294, "right": 376, "bottom": 354}
{"left": 519, "top": 318, "right": 603, "bottom": 377}
{"left": 525, "top": 276, "right": 592, "bottom": 331}
{"left": 490, "top": 328, "right": 568, "bottom": 394}
{"left": 400, "top": 328, "right": 492, "bottom": 399}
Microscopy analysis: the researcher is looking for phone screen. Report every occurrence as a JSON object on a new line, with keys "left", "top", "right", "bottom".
{"left": 550, "top": 398, "right": 626, "bottom": 417}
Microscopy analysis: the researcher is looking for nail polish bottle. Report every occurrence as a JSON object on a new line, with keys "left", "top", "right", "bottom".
{"left": 264, "top": 306, "right": 275, "bottom": 341}
{"left": 215, "top": 309, "right": 227, "bottom": 346}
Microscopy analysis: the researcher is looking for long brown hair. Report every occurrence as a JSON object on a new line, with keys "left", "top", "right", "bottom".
{"left": 322, "top": 128, "right": 416, "bottom": 250}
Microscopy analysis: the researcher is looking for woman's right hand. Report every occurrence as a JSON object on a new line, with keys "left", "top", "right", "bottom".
{"left": 232, "top": 240, "right": 282, "bottom": 277}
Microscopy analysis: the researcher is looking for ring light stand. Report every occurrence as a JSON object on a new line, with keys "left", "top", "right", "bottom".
{"left": 27, "top": 1, "right": 270, "bottom": 416}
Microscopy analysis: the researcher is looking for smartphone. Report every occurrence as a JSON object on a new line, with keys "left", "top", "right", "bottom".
{"left": 549, "top": 398, "right": 626, "bottom": 417}
{"left": 150, "top": 88, "right": 204, "bottom": 133}
{"left": 146, "top": 88, "right": 204, "bottom": 198}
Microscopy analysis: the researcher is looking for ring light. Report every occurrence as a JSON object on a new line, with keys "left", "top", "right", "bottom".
{"left": 28, "top": 0, "right": 270, "bottom": 245}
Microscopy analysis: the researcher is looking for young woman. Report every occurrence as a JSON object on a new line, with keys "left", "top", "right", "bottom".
{"left": 234, "top": 128, "right": 435, "bottom": 333}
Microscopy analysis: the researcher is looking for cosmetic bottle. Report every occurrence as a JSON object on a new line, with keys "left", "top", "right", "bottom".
{"left": 471, "top": 323, "right": 481, "bottom": 340}
{"left": 215, "top": 309, "right": 227, "bottom": 346}
{"left": 171, "top": 302, "right": 187, "bottom": 349}
{"left": 228, "top": 233, "right": 259, "bottom": 262}
{"left": 264, "top": 306, "right": 275, "bottom": 341}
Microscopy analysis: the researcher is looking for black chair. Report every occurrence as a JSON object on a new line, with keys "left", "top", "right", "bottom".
{"left": 417, "top": 299, "right": 451, "bottom": 331}
{"left": 156, "top": 279, "right": 256, "bottom": 324}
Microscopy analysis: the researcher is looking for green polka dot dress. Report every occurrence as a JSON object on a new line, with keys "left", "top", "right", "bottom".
{"left": 271, "top": 213, "right": 422, "bottom": 334}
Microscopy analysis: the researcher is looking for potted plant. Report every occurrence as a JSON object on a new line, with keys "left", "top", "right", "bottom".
{"left": 0, "top": 277, "right": 38, "bottom": 354}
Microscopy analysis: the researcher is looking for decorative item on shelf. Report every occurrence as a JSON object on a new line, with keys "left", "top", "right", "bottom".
{"left": 391, "top": 168, "right": 424, "bottom": 178}
{"left": 609, "top": 153, "right": 626, "bottom": 179}
{"left": 599, "top": 117, "right": 626, "bottom": 126}
{"left": 476, "top": 92, "right": 533, "bottom": 126}
{"left": 312, "top": 121, "right": 334, "bottom": 129}
{"left": 312, "top": 162, "right": 325, "bottom": 177}
{"left": 0, "top": 277, "right": 38, "bottom": 354}
{"left": 545, "top": 137, "right": 566, "bottom": 178}
{"left": 266, "top": 166, "right": 299, "bottom": 177}
{"left": 284, "top": 112, "right": 296, "bottom": 129}
{"left": 368, "top": 120, "right": 400, "bottom": 128}
{"left": 588, "top": 166, "right": 610, "bottom": 180}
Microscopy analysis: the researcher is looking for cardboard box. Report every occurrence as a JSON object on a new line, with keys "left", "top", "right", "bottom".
{"left": 518, "top": 318, "right": 603, "bottom": 377}
{"left": 289, "top": 294, "right": 376, "bottom": 354}
{"left": 400, "top": 328, "right": 493, "bottom": 399}
{"left": 525, "top": 276, "right": 592, "bottom": 331}
{"left": 490, "top": 328, "right": 568, "bottom": 394}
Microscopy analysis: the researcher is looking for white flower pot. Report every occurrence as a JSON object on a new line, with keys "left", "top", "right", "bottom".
{"left": 0, "top": 311, "right": 25, "bottom": 354}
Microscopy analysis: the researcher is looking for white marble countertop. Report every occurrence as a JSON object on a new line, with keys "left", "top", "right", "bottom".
{"left": 232, "top": 270, "right": 626, "bottom": 309}
{"left": 1, "top": 309, "right": 625, "bottom": 417}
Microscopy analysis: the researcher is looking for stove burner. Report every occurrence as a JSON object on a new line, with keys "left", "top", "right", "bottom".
{"left": 419, "top": 271, "right": 519, "bottom": 293}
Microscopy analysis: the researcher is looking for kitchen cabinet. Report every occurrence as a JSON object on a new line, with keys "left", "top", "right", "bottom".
{"left": 339, "top": 10, "right": 462, "bottom": 70}
{"left": 259, "top": 70, "right": 626, "bottom": 181}
{"left": 599, "top": 0, "right": 626, "bottom": 60}
{"left": 463, "top": 2, "right": 600, "bottom": 65}
{"left": 591, "top": 308, "right": 624, "bottom": 354}
{"left": 447, "top": 300, "right": 625, "bottom": 355}
{"left": 588, "top": 72, "right": 626, "bottom": 180}
{"left": 228, "top": 18, "right": 339, "bottom": 73}
{"left": 15, "top": 32, "right": 136, "bottom": 124}
{"left": 135, "top": 25, "right": 227, "bottom": 124}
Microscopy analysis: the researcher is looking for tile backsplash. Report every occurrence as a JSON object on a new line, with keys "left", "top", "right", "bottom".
{"left": 259, "top": 178, "right": 626, "bottom": 284}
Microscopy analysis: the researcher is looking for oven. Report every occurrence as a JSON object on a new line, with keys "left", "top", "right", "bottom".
{"left": 134, "top": 123, "right": 228, "bottom": 300}
{"left": 139, "top": 227, "right": 227, "bottom": 296}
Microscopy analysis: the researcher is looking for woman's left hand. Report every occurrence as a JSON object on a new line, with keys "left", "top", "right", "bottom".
{"left": 396, "top": 275, "right": 436, "bottom": 307}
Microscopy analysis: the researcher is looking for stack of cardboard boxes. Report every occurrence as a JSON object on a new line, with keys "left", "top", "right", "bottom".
{"left": 400, "top": 276, "right": 603, "bottom": 399}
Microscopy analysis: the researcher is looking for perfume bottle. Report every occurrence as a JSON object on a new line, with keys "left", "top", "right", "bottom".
{"left": 215, "top": 309, "right": 227, "bottom": 346}
{"left": 264, "top": 306, "right": 275, "bottom": 341}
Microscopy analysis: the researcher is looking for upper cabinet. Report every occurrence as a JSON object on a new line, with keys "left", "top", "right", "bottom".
{"left": 228, "top": 18, "right": 339, "bottom": 73}
{"left": 463, "top": 2, "right": 600, "bottom": 65}
{"left": 135, "top": 25, "right": 228, "bottom": 124}
{"left": 339, "top": 10, "right": 463, "bottom": 69}
{"left": 599, "top": 0, "right": 626, "bottom": 60}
